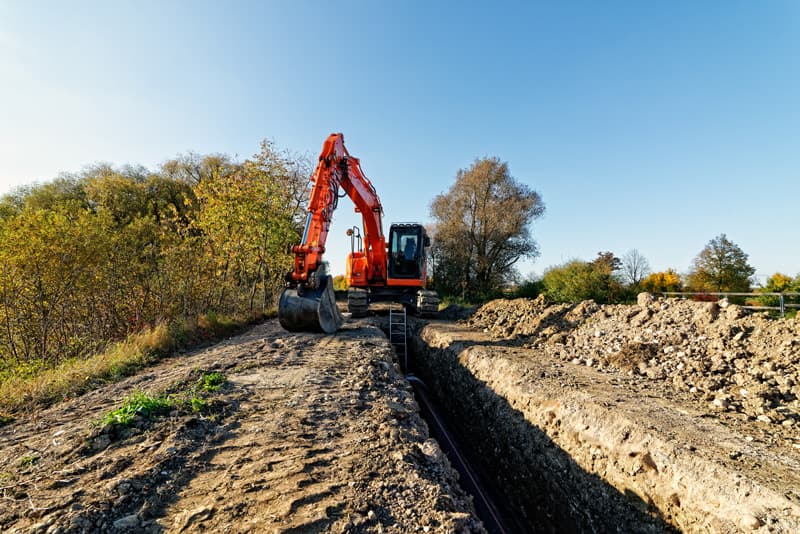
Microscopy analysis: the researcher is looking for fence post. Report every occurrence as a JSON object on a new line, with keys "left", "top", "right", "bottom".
{"left": 780, "top": 294, "right": 785, "bottom": 318}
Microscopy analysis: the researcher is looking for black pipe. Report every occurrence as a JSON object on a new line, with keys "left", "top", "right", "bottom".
{"left": 407, "top": 374, "right": 511, "bottom": 534}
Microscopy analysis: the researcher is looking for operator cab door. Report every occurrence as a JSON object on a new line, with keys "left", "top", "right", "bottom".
{"left": 388, "top": 224, "right": 424, "bottom": 280}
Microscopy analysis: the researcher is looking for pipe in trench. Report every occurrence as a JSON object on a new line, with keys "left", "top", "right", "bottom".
{"left": 406, "top": 374, "right": 511, "bottom": 534}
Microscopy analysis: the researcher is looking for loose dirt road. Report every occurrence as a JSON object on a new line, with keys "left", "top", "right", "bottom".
{"left": 0, "top": 322, "right": 483, "bottom": 533}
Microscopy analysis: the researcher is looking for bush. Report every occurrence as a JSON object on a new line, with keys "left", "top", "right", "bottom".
{"left": 543, "top": 260, "right": 613, "bottom": 303}
{"left": 332, "top": 275, "right": 349, "bottom": 291}
{"left": 513, "top": 277, "right": 544, "bottom": 299}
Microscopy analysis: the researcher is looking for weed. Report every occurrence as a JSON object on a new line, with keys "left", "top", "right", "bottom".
{"left": 0, "top": 413, "right": 14, "bottom": 427}
{"left": 18, "top": 455, "right": 39, "bottom": 469}
{"left": 100, "top": 391, "right": 173, "bottom": 428}
{"left": 190, "top": 396, "right": 208, "bottom": 412}
{"left": 200, "top": 371, "right": 227, "bottom": 392}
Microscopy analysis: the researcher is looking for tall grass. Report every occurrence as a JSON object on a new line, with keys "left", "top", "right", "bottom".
{"left": 0, "top": 311, "right": 270, "bottom": 416}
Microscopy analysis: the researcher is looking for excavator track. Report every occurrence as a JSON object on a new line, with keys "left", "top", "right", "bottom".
{"left": 347, "top": 288, "right": 369, "bottom": 317}
{"left": 416, "top": 290, "right": 440, "bottom": 317}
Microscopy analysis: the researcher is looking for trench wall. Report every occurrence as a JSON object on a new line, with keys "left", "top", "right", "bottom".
{"left": 410, "top": 322, "right": 800, "bottom": 533}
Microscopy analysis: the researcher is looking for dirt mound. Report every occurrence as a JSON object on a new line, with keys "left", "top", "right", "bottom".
{"left": 436, "top": 304, "right": 477, "bottom": 321}
{"left": 466, "top": 294, "right": 597, "bottom": 340}
{"left": 466, "top": 294, "right": 800, "bottom": 429}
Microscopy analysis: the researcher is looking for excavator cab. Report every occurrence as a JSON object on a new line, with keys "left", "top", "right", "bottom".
{"left": 388, "top": 223, "right": 429, "bottom": 281}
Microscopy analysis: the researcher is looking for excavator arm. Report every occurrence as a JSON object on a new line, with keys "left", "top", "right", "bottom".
{"left": 288, "top": 133, "right": 387, "bottom": 286}
{"left": 279, "top": 133, "right": 387, "bottom": 333}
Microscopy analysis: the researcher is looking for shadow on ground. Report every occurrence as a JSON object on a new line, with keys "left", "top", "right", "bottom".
{"left": 409, "top": 329, "right": 678, "bottom": 533}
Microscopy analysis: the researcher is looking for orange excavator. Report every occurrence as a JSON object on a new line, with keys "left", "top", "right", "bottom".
{"left": 278, "top": 133, "right": 439, "bottom": 333}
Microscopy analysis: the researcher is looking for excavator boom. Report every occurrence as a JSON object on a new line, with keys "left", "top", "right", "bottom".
{"left": 278, "top": 133, "right": 386, "bottom": 333}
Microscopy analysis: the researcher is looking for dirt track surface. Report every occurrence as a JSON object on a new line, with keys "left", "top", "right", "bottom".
{"left": 0, "top": 321, "right": 482, "bottom": 533}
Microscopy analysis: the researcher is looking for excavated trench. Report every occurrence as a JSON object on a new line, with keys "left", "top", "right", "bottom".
{"left": 378, "top": 316, "right": 512, "bottom": 533}
{"left": 409, "top": 330, "right": 673, "bottom": 532}
{"left": 379, "top": 317, "right": 612, "bottom": 532}
{"left": 399, "top": 315, "right": 800, "bottom": 534}
{"left": 397, "top": 318, "right": 672, "bottom": 533}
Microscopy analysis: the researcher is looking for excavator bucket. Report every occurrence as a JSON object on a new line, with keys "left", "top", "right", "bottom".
{"left": 278, "top": 275, "right": 344, "bottom": 334}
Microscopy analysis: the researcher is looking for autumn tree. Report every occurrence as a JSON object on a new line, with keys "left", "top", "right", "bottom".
{"left": 192, "top": 141, "right": 308, "bottom": 313}
{"left": 758, "top": 272, "right": 800, "bottom": 309}
{"left": 0, "top": 204, "right": 110, "bottom": 363}
{"left": 641, "top": 269, "right": 682, "bottom": 294}
{"left": 0, "top": 138, "right": 308, "bottom": 370}
{"left": 593, "top": 251, "right": 622, "bottom": 273}
{"left": 332, "top": 275, "right": 349, "bottom": 291}
{"left": 621, "top": 249, "right": 651, "bottom": 287}
{"left": 430, "top": 157, "right": 544, "bottom": 298}
{"left": 687, "top": 234, "right": 755, "bottom": 292}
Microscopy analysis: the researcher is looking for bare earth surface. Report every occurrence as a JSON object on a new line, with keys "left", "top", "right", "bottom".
{"left": 2, "top": 295, "right": 799, "bottom": 533}
{"left": 0, "top": 321, "right": 482, "bottom": 533}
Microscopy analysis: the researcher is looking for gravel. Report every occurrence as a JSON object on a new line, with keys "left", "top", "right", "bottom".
{"left": 466, "top": 294, "right": 800, "bottom": 427}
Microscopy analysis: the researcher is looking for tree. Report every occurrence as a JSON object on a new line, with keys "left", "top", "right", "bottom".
{"left": 0, "top": 205, "right": 110, "bottom": 363}
{"left": 430, "top": 157, "right": 544, "bottom": 299}
{"left": 192, "top": 141, "right": 307, "bottom": 313}
{"left": 621, "top": 249, "right": 650, "bottom": 287}
{"left": 332, "top": 275, "right": 349, "bottom": 291}
{"left": 758, "top": 272, "right": 800, "bottom": 309}
{"left": 641, "top": 269, "right": 682, "bottom": 294}
{"left": 592, "top": 251, "right": 622, "bottom": 274}
{"left": 687, "top": 234, "right": 755, "bottom": 292}
{"left": 592, "top": 251, "right": 626, "bottom": 302}
{"left": 763, "top": 272, "right": 794, "bottom": 293}
{"left": 0, "top": 138, "right": 309, "bottom": 371}
{"left": 542, "top": 259, "right": 612, "bottom": 303}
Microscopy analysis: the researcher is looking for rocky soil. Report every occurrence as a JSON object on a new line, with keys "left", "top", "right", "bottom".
{"left": 0, "top": 321, "right": 483, "bottom": 533}
{"left": 466, "top": 294, "right": 800, "bottom": 446}
{"left": 3, "top": 294, "right": 798, "bottom": 533}
{"left": 408, "top": 295, "right": 800, "bottom": 532}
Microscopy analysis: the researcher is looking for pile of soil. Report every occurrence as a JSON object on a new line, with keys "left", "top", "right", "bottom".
{"left": 466, "top": 294, "right": 800, "bottom": 433}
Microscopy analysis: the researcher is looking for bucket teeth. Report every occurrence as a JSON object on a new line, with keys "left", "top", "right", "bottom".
{"left": 278, "top": 275, "right": 344, "bottom": 333}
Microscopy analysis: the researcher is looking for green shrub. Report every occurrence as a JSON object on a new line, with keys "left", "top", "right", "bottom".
{"left": 513, "top": 278, "right": 544, "bottom": 299}
{"left": 200, "top": 371, "right": 227, "bottom": 392}
{"left": 100, "top": 391, "right": 173, "bottom": 428}
{"left": 543, "top": 260, "right": 612, "bottom": 303}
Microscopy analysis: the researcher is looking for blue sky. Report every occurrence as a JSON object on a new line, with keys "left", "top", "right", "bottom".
{"left": 1, "top": 1, "right": 798, "bottom": 283}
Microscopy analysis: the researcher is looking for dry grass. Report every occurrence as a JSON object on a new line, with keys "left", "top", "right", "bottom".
{"left": 0, "top": 324, "right": 171, "bottom": 414}
{"left": 0, "top": 311, "right": 266, "bottom": 415}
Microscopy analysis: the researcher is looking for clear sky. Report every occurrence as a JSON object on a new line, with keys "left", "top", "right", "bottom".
{"left": 1, "top": 1, "right": 798, "bottom": 283}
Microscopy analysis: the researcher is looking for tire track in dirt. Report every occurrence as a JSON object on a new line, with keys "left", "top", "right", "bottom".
{"left": 0, "top": 321, "right": 483, "bottom": 533}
